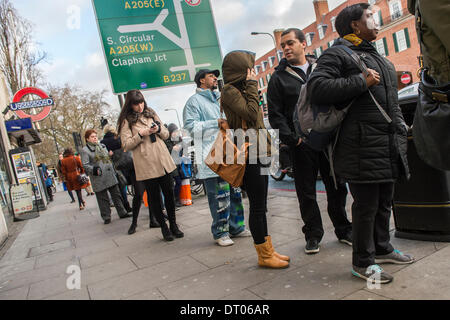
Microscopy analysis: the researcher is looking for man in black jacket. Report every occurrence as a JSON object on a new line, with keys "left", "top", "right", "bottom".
{"left": 268, "top": 28, "right": 352, "bottom": 254}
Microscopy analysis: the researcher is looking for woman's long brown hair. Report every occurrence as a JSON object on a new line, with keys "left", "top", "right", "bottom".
{"left": 117, "top": 90, "right": 156, "bottom": 134}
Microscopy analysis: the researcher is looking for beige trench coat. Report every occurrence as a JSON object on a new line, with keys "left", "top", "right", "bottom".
{"left": 120, "top": 114, "right": 176, "bottom": 181}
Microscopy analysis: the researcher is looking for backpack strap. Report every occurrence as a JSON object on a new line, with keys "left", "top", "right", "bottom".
{"left": 335, "top": 44, "right": 392, "bottom": 124}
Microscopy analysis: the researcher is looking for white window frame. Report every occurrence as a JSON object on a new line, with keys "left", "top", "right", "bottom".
{"left": 306, "top": 33, "right": 312, "bottom": 46}
{"left": 330, "top": 17, "right": 336, "bottom": 32}
{"left": 396, "top": 29, "right": 407, "bottom": 52}
{"left": 318, "top": 25, "right": 325, "bottom": 40}
{"left": 266, "top": 73, "right": 271, "bottom": 84}
{"left": 315, "top": 47, "right": 322, "bottom": 57}
{"left": 259, "top": 78, "right": 265, "bottom": 89}
{"left": 277, "top": 50, "right": 283, "bottom": 61}
{"left": 254, "top": 65, "right": 261, "bottom": 75}
{"left": 268, "top": 56, "right": 276, "bottom": 67}
{"left": 389, "top": 0, "right": 402, "bottom": 20}
{"left": 261, "top": 61, "right": 268, "bottom": 72}
{"left": 368, "top": 0, "right": 376, "bottom": 5}
{"left": 328, "top": 39, "right": 335, "bottom": 47}
{"left": 375, "top": 39, "right": 386, "bottom": 56}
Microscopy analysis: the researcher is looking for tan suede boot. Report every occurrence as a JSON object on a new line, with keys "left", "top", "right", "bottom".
{"left": 254, "top": 241, "right": 289, "bottom": 269}
{"left": 265, "top": 235, "right": 290, "bottom": 262}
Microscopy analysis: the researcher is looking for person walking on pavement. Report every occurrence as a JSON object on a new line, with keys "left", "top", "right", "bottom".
{"left": 119, "top": 90, "right": 184, "bottom": 241}
{"left": 308, "top": 3, "right": 415, "bottom": 284}
{"left": 267, "top": 28, "right": 352, "bottom": 254}
{"left": 81, "top": 129, "right": 132, "bottom": 224}
{"left": 60, "top": 148, "right": 88, "bottom": 210}
{"left": 101, "top": 125, "right": 133, "bottom": 213}
{"left": 57, "top": 153, "right": 75, "bottom": 203}
{"left": 183, "top": 69, "right": 251, "bottom": 247}
{"left": 221, "top": 50, "right": 290, "bottom": 269}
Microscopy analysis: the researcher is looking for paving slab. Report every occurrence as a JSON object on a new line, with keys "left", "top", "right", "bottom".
{"left": 157, "top": 258, "right": 292, "bottom": 300}
{"left": 28, "top": 239, "right": 75, "bottom": 258}
{"left": 44, "top": 287, "right": 90, "bottom": 300}
{"left": 0, "top": 286, "right": 29, "bottom": 300}
{"left": 342, "top": 289, "right": 392, "bottom": 300}
{"left": 81, "top": 257, "right": 138, "bottom": 286}
{"left": 88, "top": 256, "right": 209, "bottom": 300}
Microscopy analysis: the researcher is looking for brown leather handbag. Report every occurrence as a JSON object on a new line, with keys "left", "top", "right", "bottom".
{"left": 205, "top": 120, "right": 250, "bottom": 188}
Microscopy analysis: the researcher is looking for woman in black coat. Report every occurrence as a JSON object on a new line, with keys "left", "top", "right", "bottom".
{"left": 308, "top": 3, "right": 414, "bottom": 284}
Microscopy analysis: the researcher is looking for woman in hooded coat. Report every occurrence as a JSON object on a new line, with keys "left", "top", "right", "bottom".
{"left": 221, "top": 50, "right": 290, "bottom": 269}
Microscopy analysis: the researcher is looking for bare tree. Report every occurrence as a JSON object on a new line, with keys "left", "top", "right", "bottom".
{"left": 0, "top": 0, "right": 46, "bottom": 95}
{"left": 33, "top": 84, "right": 118, "bottom": 166}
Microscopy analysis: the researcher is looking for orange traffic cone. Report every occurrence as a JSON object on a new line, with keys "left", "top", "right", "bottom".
{"left": 179, "top": 179, "right": 192, "bottom": 206}
{"left": 143, "top": 191, "right": 149, "bottom": 207}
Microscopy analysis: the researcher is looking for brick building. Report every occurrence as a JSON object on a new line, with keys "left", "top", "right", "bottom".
{"left": 255, "top": 0, "right": 420, "bottom": 118}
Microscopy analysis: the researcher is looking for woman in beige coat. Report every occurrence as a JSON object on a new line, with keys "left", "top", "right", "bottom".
{"left": 118, "top": 90, "right": 183, "bottom": 241}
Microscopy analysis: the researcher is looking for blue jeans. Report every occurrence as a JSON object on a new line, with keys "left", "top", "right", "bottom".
{"left": 204, "top": 177, "right": 245, "bottom": 240}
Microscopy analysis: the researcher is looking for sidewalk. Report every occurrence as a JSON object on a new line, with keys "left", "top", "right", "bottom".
{"left": 0, "top": 187, "right": 448, "bottom": 300}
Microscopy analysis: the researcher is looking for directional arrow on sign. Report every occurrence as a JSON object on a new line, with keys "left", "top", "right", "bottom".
{"left": 117, "top": 0, "right": 211, "bottom": 81}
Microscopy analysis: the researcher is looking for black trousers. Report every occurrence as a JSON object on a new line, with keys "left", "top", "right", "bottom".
{"left": 242, "top": 163, "right": 268, "bottom": 245}
{"left": 349, "top": 182, "right": 395, "bottom": 268}
{"left": 291, "top": 143, "right": 351, "bottom": 241}
{"left": 141, "top": 174, "right": 176, "bottom": 226}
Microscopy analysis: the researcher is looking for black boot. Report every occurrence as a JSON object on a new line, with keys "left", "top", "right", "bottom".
{"left": 149, "top": 211, "right": 161, "bottom": 228}
{"left": 160, "top": 222, "right": 174, "bottom": 241}
{"left": 168, "top": 210, "right": 184, "bottom": 238}
{"left": 128, "top": 224, "right": 136, "bottom": 235}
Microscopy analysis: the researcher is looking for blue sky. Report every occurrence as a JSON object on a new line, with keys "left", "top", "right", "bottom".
{"left": 14, "top": 0, "right": 345, "bottom": 124}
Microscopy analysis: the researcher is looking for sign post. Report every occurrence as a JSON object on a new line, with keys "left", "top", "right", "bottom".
{"left": 92, "top": 0, "right": 223, "bottom": 94}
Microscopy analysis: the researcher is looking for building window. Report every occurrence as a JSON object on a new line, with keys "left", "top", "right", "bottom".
{"left": 328, "top": 39, "right": 335, "bottom": 48}
{"left": 318, "top": 25, "right": 325, "bottom": 40}
{"left": 263, "top": 92, "right": 268, "bottom": 106}
{"left": 330, "top": 17, "right": 336, "bottom": 32}
{"left": 306, "top": 33, "right": 314, "bottom": 46}
{"left": 373, "top": 9, "right": 383, "bottom": 27}
{"left": 259, "top": 78, "right": 265, "bottom": 88}
{"left": 314, "top": 47, "right": 323, "bottom": 57}
{"left": 393, "top": 28, "right": 410, "bottom": 52}
{"left": 277, "top": 50, "right": 283, "bottom": 61}
{"left": 368, "top": 0, "right": 376, "bottom": 5}
{"left": 389, "top": 0, "right": 402, "bottom": 21}
{"left": 268, "top": 56, "right": 276, "bottom": 67}
{"left": 266, "top": 73, "right": 271, "bottom": 84}
{"left": 254, "top": 65, "right": 261, "bottom": 75}
{"left": 375, "top": 38, "right": 388, "bottom": 56}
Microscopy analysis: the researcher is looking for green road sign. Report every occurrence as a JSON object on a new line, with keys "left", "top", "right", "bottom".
{"left": 92, "top": 0, "right": 222, "bottom": 94}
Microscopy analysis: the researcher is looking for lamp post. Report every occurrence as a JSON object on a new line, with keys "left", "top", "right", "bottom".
{"left": 251, "top": 31, "right": 279, "bottom": 62}
{"left": 165, "top": 108, "right": 182, "bottom": 129}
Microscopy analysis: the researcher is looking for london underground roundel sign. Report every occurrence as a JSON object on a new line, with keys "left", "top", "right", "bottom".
{"left": 10, "top": 87, "right": 54, "bottom": 122}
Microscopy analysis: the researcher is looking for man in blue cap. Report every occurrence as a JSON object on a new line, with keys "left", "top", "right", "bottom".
{"left": 183, "top": 69, "right": 251, "bottom": 246}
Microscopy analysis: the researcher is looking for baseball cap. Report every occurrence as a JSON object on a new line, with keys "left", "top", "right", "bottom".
{"left": 194, "top": 69, "right": 220, "bottom": 86}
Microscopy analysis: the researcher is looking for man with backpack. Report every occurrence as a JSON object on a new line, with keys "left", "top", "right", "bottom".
{"left": 268, "top": 28, "right": 352, "bottom": 255}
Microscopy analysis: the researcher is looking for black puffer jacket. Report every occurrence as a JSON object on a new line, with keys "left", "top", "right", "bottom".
{"left": 308, "top": 38, "right": 409, "bottom": 183}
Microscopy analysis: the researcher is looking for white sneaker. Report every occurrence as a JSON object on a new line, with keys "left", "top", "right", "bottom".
{"left": 230, "top": 229, "right": 252, "bottom": 238}
{"left": 216, "top": 236, "right": 234, "bottom": 247}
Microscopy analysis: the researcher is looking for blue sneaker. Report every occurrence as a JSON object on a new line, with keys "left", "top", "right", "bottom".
{"left": 352, "top": 264, "right": 393, "bottom": 284}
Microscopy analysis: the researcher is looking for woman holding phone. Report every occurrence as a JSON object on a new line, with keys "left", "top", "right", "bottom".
{"left": 118, "top": 90, "right": 184, "bottom": 241}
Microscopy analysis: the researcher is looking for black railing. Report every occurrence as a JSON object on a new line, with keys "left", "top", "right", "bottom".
{"left": 381, "top": 8, "right": 411, "bottom": 27}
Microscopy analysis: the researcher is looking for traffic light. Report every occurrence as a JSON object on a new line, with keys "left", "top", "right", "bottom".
{"left": 258, "top": 90, "right": 263, "bottom": 106}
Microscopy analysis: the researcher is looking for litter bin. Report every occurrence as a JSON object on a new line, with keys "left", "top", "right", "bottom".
{"left": 393, "top": 83, "right": 450, "bottom": 242}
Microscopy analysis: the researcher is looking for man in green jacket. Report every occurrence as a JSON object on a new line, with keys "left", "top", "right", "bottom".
{"left": 408, "top": 0, "right": 450, "bottom": 84}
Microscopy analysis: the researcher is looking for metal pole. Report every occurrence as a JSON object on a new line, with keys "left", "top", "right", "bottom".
{"left": 118, "top": 94, "right": 124, "bottom": 108}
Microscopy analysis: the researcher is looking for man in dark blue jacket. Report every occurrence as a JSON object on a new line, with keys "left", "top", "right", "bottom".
{"left": 268, "top": 28, "right": 352, "bottom": 255}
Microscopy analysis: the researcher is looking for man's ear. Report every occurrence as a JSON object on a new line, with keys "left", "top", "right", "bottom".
{"left": 301, "top": 40, "right": 307, "bottom": 49}
{"left": 351, "top": 20, "right": 360, "bottom": 35}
